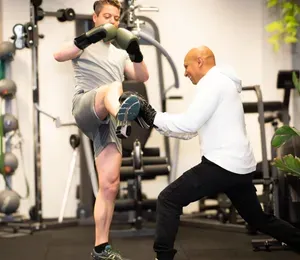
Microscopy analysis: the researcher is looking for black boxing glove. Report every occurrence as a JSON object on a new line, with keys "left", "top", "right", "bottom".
{"left": 115, "top": 28, "right": 143, "bottom": 63}
{"left": 74, "top": 23, "right": 117, "bottom": 50}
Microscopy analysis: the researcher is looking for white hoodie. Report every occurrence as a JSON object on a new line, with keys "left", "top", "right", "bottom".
{"left": 154, "top": 66, "right": 257, "bottom": 174}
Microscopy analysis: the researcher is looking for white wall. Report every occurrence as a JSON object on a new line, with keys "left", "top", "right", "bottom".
{"left": 0, "top": 0, "right": 294, "bottom": 218}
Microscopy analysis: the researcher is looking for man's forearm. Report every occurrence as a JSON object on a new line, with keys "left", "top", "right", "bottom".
{"left": 155, "top": 126, "right": 198, "bottom": 140}
{"left": 53, "top": 41, "right": 83, "bottom": 62}
{"left": 154, "top": 112, "right": 199, "bottom": 133}
{"left": 133, "top": 61, "right": 149, "bottom": 82}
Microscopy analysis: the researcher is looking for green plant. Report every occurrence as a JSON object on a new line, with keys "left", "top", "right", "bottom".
{"left": 271, "top": 126, "right": 300, "bottom": 177}
{"left": 293, "top": 71, "right": 300, "bottom": 94}
{"left": 271, "top": 71, "right": 300, "bottom": 177}
{"left": 265, "top": 0, "right": 300, "bottom": 52}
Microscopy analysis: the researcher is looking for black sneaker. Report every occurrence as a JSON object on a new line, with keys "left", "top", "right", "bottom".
{"left": 91, "top": 245, "right": 123, "bottom": 260}
{"left": 116, "top": 95, "right": 140, "bottom": 139}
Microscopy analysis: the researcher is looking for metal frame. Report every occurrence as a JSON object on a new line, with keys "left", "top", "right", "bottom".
{"left": 242, "top": 86, "right": 270, "bottom": 183}
{"left": 30, "top": 1, "right": 43, "bottom": 224}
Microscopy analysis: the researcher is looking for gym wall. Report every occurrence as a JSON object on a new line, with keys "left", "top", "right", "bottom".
{"left": 0, "top": 0, "right": 294, "bottom": 218}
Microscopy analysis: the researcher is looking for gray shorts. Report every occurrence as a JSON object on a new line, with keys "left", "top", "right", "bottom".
{"left": 72, "top": 89, "right": 122, "bottom": 158}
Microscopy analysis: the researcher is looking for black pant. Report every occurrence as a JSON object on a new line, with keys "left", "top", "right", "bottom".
{"left": 153, "top": 157, "right": 300, "bottom": 260}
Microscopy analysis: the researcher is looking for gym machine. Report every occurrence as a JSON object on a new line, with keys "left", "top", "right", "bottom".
{"left": 114, "top": 2, "right": 182, "bottom": 234}
{"left": 117, "top": 0, "right": 182, "bottom": 184}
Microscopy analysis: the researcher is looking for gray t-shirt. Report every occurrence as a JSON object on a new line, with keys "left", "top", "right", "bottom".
{"left": 72, "top": 41, "right": 129, "bottom": 95}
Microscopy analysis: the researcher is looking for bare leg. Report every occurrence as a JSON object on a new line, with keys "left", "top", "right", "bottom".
{"left": 94, "top": 143, "right": 122, "bottom": 245}
{"left": 94, "top": 81, "right": 123, "bottom": 120}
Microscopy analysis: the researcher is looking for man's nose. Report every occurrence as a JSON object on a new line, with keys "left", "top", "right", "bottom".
{"left": 109, "top": 18, "right": 117, "bottom": 25}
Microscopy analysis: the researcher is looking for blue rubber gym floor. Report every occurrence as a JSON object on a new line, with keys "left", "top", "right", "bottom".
{"left": 0, "top": 224, "right": 299, "bottom": 260}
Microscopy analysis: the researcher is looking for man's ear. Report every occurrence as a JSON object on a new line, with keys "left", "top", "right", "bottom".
{"left": 197, "top": 57, "right": 203, "bottom": 67}
{"left": 92, "top": 13, "right": 98, "bottom": 24}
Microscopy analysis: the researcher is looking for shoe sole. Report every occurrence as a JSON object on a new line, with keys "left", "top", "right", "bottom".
{"left": 118, "top": 93, "right": 151, "bottom": 130}
{"left": 117, "top": 95, "right": 140, "bottom": 121}
{"left": 116, "top": 96, "right": 140, "bottom": 139}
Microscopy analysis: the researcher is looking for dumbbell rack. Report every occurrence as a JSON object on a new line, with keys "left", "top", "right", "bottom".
{"left": 0, "top": 38, "right": 28, "bottom": 231}
{"left": 2, "top": 0, "right": 82, "bottom": 234}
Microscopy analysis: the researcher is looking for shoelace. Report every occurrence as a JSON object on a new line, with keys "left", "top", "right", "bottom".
{"left": 105, "top": 246, "right": 122, "bottom": 258}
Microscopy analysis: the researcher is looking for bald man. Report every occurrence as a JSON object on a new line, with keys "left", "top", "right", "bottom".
{"left": 121, "top": 46, "right": 300, "bottom": 259}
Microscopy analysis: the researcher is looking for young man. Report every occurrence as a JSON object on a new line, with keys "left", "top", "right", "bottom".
{"left": 125, "top": 46, "right": 300, "bottom": 260}
{"left": 53, "top": 1, "right": 149, "bottom": 259}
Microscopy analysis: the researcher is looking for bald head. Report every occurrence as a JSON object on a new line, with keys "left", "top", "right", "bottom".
{"left": 186, "top": 46, "right": 215, "bottom": 64}
{"left": 184, "top": 46, "right": 216, "bottom": 85}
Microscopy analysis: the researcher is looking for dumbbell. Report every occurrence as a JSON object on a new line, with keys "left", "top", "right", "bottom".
{"left": 36, "top": 8, "right": 76, "bottom": 22}
{"left": 57, "top": 8, "right": 76, "bottom": 22}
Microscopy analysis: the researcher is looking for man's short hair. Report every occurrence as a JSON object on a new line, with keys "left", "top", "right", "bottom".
{"left": 93, "top": 0, "right": 121, "bottom": 16}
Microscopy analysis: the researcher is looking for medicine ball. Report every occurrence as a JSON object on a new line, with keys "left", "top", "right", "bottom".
{"left": 3, "top": 152, "right": 19, "bottom": 175}
{"left": 0, "top": 189, "right": 20, "bottom": 215}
